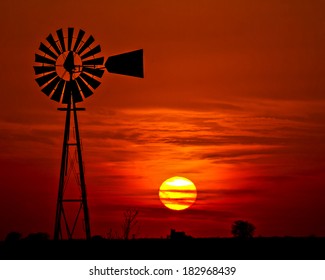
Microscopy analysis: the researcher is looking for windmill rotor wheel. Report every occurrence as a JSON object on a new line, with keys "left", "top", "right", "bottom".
{"left": 34, "top": 27, "right": 105, "bottom": 104}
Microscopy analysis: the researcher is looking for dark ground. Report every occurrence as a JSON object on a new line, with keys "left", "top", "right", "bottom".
{"left": 1, "top": 237, "right": 324, "bottom": 260}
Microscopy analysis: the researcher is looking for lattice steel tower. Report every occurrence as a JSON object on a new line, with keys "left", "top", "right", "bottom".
{"left": 33, "top": 27, "right": 144, "bottom": 240}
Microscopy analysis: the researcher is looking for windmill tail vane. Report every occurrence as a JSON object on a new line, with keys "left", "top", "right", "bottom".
{"left": 33, "top": 27, "right": 144, "bottom": 240}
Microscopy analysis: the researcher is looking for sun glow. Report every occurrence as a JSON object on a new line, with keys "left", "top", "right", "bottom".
{"left": 159, "top": 176, "right": 197, "bottom": 211}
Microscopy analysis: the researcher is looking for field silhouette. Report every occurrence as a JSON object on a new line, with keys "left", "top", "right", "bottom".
{"left": 1, "top": 236, "right": 324, "bottom": 260}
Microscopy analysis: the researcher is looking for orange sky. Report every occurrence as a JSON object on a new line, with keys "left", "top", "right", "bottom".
{"left": 0, "top": 0, "right": 325, "bottom": 240}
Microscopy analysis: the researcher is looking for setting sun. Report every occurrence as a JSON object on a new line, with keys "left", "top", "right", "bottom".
{"left": 159, "top": 176, "right": 197, "bottom": 211}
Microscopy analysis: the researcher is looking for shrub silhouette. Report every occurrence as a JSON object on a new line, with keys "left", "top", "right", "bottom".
{"left": 5, "top": 231, "right": 22, "bottom": 242}
{"left": 24, "top": 232, "right": 50, "bottom": 241}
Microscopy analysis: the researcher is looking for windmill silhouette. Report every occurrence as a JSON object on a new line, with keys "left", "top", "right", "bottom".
{"left": 33, "top": 27, "right": 144, "bottom": 240}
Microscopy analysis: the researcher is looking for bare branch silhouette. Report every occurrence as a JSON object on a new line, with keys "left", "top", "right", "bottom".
{"left": 121, "top": 208, "right": 139, "bottom": 240}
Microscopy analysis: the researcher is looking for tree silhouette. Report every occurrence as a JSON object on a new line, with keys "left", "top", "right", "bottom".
{"left": 231, "top": 220, "right": 255, "bottom": 239}
{"left": 121, "top": 208, "right": 139, "bottom": 240}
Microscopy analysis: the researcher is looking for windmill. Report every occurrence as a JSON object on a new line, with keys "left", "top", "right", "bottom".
{"left": 33, "top": 27, "right": 144, "bottom": 240}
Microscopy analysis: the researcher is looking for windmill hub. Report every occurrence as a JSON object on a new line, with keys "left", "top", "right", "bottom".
{"left": 57, "top": 51, "right": 83, "bottom": 81}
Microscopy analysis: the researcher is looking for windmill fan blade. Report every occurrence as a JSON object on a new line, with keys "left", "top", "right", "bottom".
{"left": 34, "top": 65, "right": 56, "bottom": 75}
{"left": 105, "top": 49, "right": 144, "bottom": 78}
{"left": 41, "top": 76, "right": 61, "bottom": 96}
{"left": 77, "top": 35, "right": 95, "bottom": 55}
{"left": 71, "top": 80, "right": 83, "bottom": 103}
{"left": 80, "top": 45, "right": 101, "bottom": 60}
{"left": 83, "top": 67, "right": 105, "bottom": 78}
{"left": 56, "top": 28, "right": 66, "bottom": 53}
{"left": 82, "top": 57, "right": 104, "bottom": 66}
{"left": 39, "top": 43, "right": 58, "bottom": 60}
{"left": 51, "top": 79, "right": 65, "bottom": 102}
{"left": 80, "top": 72, "right": 101, "bottom": 89}
{"left": 35, "top": 71, "right": 57, "bottom": 87}
{"left": 76, "top": 77, "right": 93, "bottom": 98}
{"left": 35, "top": 54, "right": 56, "bottom": 65}
{"left": 73, "top": 29, "right": 85, "bottom": 52}
{"left": 46, "top": 33, "right": 62, "bottom": 56}
{"left": 68, "top": 28, "right": 74, "bottom": 51}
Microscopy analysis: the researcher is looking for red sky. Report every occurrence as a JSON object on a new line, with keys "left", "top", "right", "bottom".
{"left": 0, "top": 0, "right": 325, "bottom": 240}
